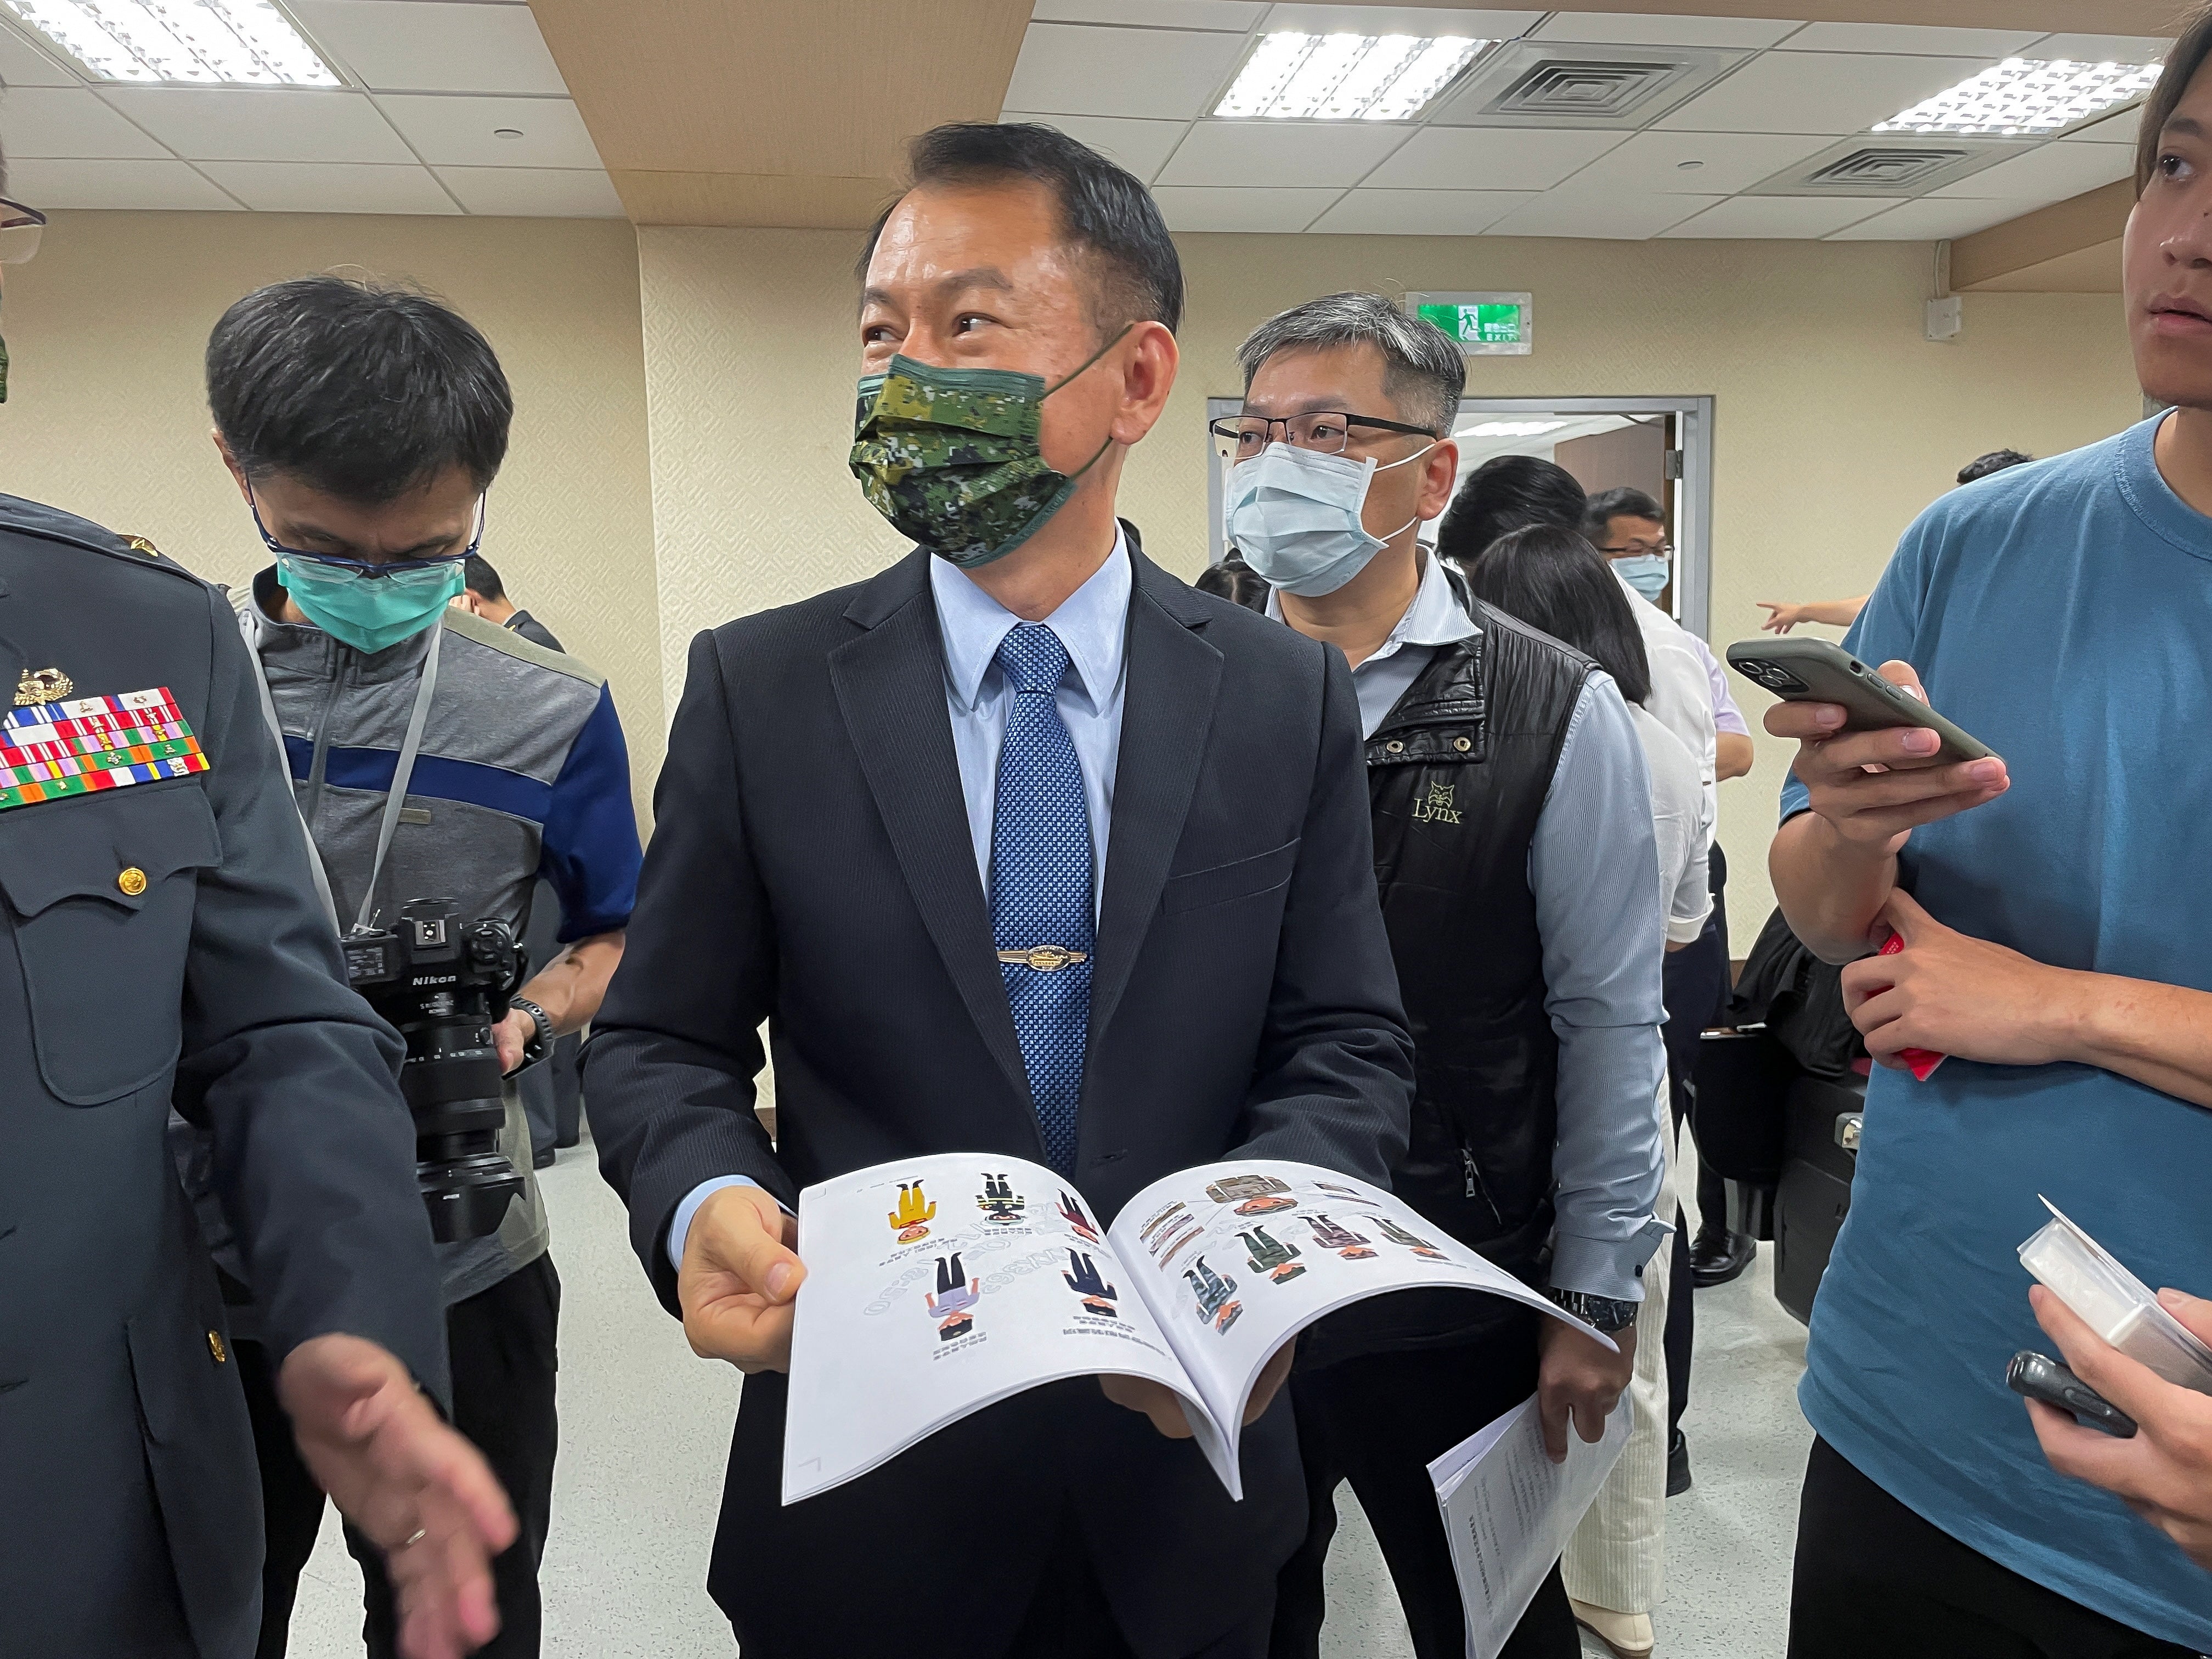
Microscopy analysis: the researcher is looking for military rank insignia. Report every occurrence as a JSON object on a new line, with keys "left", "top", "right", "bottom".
{"left": 1, "top": 686, "right": 210, "bottom": 813}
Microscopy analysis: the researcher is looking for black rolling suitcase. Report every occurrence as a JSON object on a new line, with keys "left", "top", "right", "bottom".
{"left": 1773, "top": 1072, "right": 1865, "bottom": 1325}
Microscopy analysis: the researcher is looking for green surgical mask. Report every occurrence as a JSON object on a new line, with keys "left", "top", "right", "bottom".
{"left": 277, "top": 553, "right": 464, "bottom": 654}
{"left": 849, "top": 328, "right": 1128, "bottom": 569}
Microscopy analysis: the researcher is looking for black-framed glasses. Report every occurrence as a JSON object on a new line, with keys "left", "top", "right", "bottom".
{"left": 252, "top": 486, "right": 486, "bottom": 585}
{"left": 0, "top": 197, "right": 47, "bottom": 267}
{"left": 1598, "top": 540, "right": 1674, "bottom": 558}
{"left": 1209, "top": 410, "right": 1437, "bottom": 464}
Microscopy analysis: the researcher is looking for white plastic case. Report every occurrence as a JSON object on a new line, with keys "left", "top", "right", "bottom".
{"left": 2018, "top": 1197, "right": 2212, "bottom": 1395}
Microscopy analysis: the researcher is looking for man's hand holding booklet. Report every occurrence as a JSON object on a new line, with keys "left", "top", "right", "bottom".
{"left": 778, "top": 1154, "right": 1608, "bottom": 1505}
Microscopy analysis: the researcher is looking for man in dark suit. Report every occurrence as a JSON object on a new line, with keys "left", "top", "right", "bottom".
{"left": 584, "top": 124, "right": 1414, "bottom": 1659}
{"left": 0, "top": 149, "right": 512, "bottom": 1659}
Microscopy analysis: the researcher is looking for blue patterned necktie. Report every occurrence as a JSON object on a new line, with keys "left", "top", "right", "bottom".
{"left": 990, "top": 623, "right": 1094, "bottom": 1176}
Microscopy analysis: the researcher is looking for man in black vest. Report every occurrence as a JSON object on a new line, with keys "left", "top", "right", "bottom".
{"left": 1222, "top": 294, "right": 1668, "bottom": 1659}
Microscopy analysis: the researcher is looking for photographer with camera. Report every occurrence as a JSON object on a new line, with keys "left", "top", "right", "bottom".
{"left": 204, "top": 276, "right": 642, "bottom": 1658}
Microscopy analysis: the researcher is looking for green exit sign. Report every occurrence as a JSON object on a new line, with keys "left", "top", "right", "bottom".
{"left": 1407, "top": 292, "right": 1533, "bottom": 356}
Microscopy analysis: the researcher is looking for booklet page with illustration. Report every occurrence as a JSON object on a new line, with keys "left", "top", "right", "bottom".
{"left": 782, "top": 1153, "right": 1599, "bottom": 1505}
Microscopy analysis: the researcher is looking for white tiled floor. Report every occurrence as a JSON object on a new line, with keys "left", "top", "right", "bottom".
{"left": 288, "top": 1136, "right": 1810, "bottom": 1656}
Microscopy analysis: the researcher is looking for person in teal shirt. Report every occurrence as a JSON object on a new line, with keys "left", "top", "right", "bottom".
{"left": 1767, "top": 19, "right": 2212, "bottom": 1653}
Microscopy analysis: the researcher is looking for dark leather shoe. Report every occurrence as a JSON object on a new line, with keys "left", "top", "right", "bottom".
{"left": 1691, "top": 1228, "right": 1756, "bottom": 1289}
{"left": 1668, "top": 1429, "right": 1692, "bottom": 1497}
{"left": 533, "top": 1144, "right": 557, "bottom": 1170}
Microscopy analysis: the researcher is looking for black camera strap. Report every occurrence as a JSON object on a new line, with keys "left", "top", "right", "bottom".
{"left": 241, "top": 606, "right": 443, "bottom": 936}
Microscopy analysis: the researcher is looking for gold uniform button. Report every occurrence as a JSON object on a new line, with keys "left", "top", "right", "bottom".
{"left": 207, "top": 1330, "right": 228, "bottom": 1364}
{"left": 117, "top": 867, "right": 148, "bottom": 898}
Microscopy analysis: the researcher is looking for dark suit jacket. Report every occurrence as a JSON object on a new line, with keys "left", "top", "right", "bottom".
{"left": 585, "top": 542, "right": 1413, "bottom": 1659}
{"left": 0, "top": 496, "right": 446, "bottom": 1659}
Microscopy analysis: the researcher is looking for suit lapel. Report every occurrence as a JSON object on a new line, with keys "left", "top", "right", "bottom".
{"left": 828, "top": 555, "right": 1039, "bottom": 1128}
{"left": 1088, "top": 554, "right": 1221, "bottom": 1050}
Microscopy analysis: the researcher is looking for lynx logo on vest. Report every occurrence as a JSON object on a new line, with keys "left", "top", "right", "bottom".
{"left": 1410, "top": 779, "right": 1462, "bottom": 825}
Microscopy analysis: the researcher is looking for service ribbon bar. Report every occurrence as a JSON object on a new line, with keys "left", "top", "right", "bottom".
{"left": 0, "top": 686, "right": 209, "bottom": 814}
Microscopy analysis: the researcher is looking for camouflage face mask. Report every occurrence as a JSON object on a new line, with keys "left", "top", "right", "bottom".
{"left": 850, "top": 328, "right": 1128, "bottom": 569}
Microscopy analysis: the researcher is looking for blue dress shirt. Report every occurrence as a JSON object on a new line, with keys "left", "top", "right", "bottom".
{"left": 668, "top": 534, "right": 1135, "bottom": 1268}
{"left": 1276, "top": 551, "right": 1668, "bottom": 1299}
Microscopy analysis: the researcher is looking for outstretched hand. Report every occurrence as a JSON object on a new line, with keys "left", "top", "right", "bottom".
{"left": 680, "top": 1182, "right": 806, "bottom": 1373}
{"left": 279, "top": 1334, "right": 516, "bottom": 1659}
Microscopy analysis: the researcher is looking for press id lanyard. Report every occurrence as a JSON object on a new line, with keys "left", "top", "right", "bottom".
{"left": 239, "top": 605, "right": 442, "bottom": 936}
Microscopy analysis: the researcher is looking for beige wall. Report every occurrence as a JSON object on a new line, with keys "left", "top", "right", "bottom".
{"left": 639, "top": 227, "right": 2141, "bottom": 929}
{"left": 0, "top": 209, "right": 662, "bottom": 820}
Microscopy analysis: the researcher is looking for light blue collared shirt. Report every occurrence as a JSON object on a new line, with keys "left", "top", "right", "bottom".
{"left": 1277, "top": 551, "right": 1668, "bottom": 1300}
{"left": 930, "top": 528, "right": 1131, "bottom": 917}
{"left": 668, "top": 534, "right": 1135, "bottom": 1269}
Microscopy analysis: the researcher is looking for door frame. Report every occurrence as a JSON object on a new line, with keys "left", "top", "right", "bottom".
{"left": 1206, "top": 392, "right": 1718, "bottom": 641}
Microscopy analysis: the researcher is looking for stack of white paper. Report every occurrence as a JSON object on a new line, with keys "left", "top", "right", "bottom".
{"left": 1429, "top": 1394, "right": 1631, "bottom": 1659}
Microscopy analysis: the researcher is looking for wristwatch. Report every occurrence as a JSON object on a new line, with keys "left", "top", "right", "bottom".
{"left": 506, "top": 997, "right": 554, "bottom": 1075}
{"left": 1545, "top": 1287, "right": 1638, "bottom": 1334}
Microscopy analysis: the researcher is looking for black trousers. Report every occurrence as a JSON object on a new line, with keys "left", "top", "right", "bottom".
{"left": 1661, "top": 844, "right": 1731, "bottom": 1439}
{"left": 1011, "top": 1520, "right": 1271, "bottom": 1659}
{"left": 1270, "top": 1314, "right": 1578, "bottom": 1659}
{"left": 1789, "top": 1437, "right": 2196, "bottom": 1659}
{"left": 241, "top": 1254, "right": 561, "bottom": 1658}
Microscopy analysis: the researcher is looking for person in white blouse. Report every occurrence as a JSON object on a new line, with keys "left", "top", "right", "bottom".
{"left": 1465, "top": 523, "right": 1707, "bottom": 1659}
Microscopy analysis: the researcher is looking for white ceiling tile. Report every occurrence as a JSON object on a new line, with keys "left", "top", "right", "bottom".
{"left": 1778, "top": 23, "right": 2045, "bottom": 57}
{"left": 1483, "top": 188, "right": 1719, "bottom": 238}
{"left": 1824, "top": 197, "right": 2032, "bottom": 239}
{"left": 1307, "top": 187, "right": 1534, "bottom": 234}
{"left": 1, "top": 156, "right": 238, "bottom": 208}
{"left": 435, "top": 165, "right": 622, "bottom": 217}
{"left": 1158, "top": 121, "right": 1414, "bottom": 188}
{"left": 372, "top": 94, "right": 600, "bottom": 167}
{"left": 198, "top": 160, "right": 460, "bottom": 213}
{"left": 1658, "top": 194, "right": 1891, "bottom": 236}
{"left": 998, "top": 114, "right": 1189, "bottom": 183}
{"left": 1365, "top": 126, "right": 1625, "bottom": 191}
{"left": 1032, "top": 0, "right": 1262, "bottom": 27}
{"left": 1149, "top": 185, "right": 1340, "bottom": 230}
{"left": 1262, "top": 6, "right": 1542, "bottom": 36}
{"left": 290, "top": 1, "right": 569, "bottom": 94}
{"left": 0, "top": 87, "right": 167, "bottom": 159}
{"left": 1930, "top": 139, "right": 2130, "bottom": 199}
{"left": 2061, "top": 112, "right": 2145, "bottom": 144}
{"left": 1562, "top": 129, "right": 1833, "bottom": 196}
{"left": 1531, "top": 13, "right": 1802, "bottom": 49}
{"left": 0, "top": 18, "right": 79, "bottom": 85}
{"left": 2022, "top": 35, "right": 2172, "bottom": 66}
{"left": 1004, "top": 24, "right": 1248, "bottom": 120}
{"left": 1656, "top": 51, "right": 1986, "bottom": 136}
{"left": 97, "top": 88, "right": 410, "bottom": 163}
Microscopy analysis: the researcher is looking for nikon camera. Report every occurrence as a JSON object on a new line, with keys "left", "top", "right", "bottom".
{"left": 342, "top": 897, "right": 528, "bottom": 1244}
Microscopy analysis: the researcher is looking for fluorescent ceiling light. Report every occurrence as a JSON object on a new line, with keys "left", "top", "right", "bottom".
{"left": 1215, "top": 32, "right": 1487, "bottom": 121}
{"left": 1, "top": 0, "right": 340, "bottom": 84}
{"left": 1873, "top": 58, "right": 2160, "bottom": 137}
{"left": 1461, "top": 419, "right": 1570, "bottom": 438}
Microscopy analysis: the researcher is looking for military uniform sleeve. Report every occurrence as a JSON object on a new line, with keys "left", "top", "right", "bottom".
{"left": 171, "top": 585, "right": 448, "bottom": 1400}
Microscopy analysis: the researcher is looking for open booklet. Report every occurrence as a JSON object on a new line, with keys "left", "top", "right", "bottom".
{"left": 782, "top": 1153, "right": 1605, "bottom": 1505}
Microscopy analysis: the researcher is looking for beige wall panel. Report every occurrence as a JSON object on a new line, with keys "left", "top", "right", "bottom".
{"left": 0, "top": 209, "right": 663, "bottom": 823}
{"left": 1963, "top": 239, "right": 2123, "bottom": 294}
{"left": 638, "top": 225, "right": 2138, "bottom": 930}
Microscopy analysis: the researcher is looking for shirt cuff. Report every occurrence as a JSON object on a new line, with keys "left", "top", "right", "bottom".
{"left": 1551, "top": 1217, "right": 1673, "bottom": 1302}
{"left": 1667, "top": 905, "right": 1713, "bottom": 946}
{"left": 668, "top": 1176, "right": 762, "bottom": 1272}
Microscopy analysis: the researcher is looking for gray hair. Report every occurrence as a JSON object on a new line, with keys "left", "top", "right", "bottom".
{"left": 1237, "top": 291, "right": 1464, "bottom": 437}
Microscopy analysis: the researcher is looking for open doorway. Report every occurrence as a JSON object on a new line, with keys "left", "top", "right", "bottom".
{"left": 1206, "top": 393, "right": 1716, "bottom": 640}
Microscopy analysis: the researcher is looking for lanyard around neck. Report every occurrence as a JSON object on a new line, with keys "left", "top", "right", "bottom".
{"left": 240, "top": 605, "right": 443, "bottom": 936}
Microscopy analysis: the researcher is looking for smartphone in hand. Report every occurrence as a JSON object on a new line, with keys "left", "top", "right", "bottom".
{"left": 1727, "top": 639, "right": 1991, "bottom": 764}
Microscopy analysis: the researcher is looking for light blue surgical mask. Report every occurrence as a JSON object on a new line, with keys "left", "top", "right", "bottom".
{"left": 1613, "top": 552, "right": 1671, "bottom": 601}
{"left": 1226, "top": 441, "right": 1427, "bottom": 598}
{"left": 276, "top": 554, "right": 465, "bottom": 654}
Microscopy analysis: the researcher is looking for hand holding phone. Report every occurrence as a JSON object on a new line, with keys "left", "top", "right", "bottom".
{"left": 1733, "top": 639, "right": 2009, "bottom": 853}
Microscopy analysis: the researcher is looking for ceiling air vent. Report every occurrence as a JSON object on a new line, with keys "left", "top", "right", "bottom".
{"left": 1492, "top": 59, "right": 1683, "bottom": 121}
{"left": 1805, "top": 146, "right": 1971, "bottom": 189}
{"left": 1747, "top": 137, "right": 2032, "bottom": 198}
{"left": 1435, "top": 41, "right": 1746, "bottom": 129}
